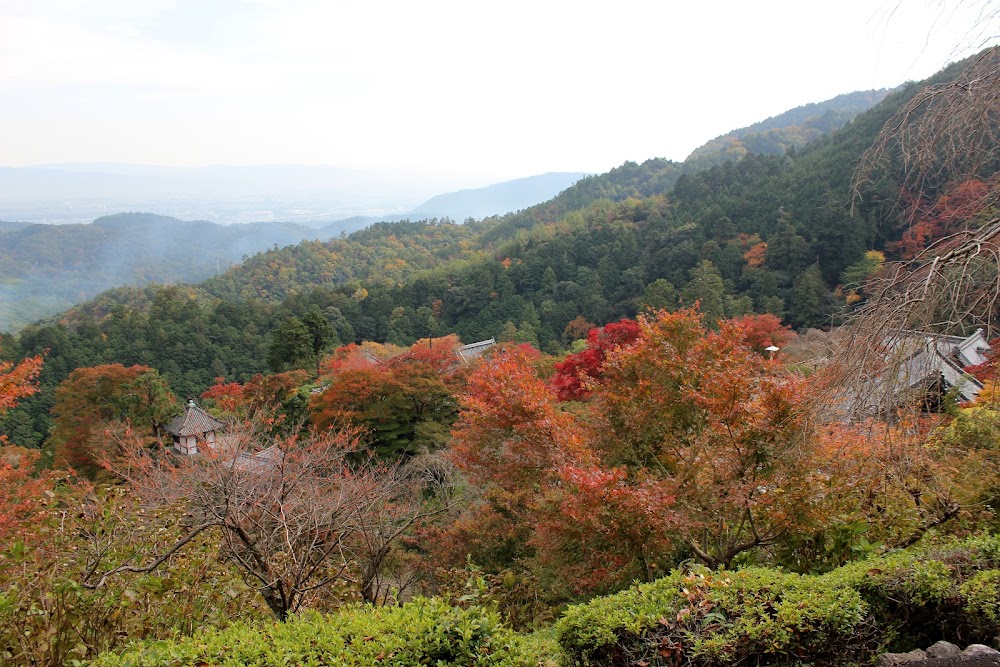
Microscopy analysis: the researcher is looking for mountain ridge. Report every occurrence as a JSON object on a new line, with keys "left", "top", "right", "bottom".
{"left": 407, "top": 172, "right": 588, "bottom": 221}
{"left": 0, "top": 56, "right": 982, "bottom": 450}
{"left": 0, "top": 81, "right": 918, "bottom": 340}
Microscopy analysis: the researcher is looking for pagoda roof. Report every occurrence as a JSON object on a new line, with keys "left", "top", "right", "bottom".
{"left": 166, "top": 400, "right": 226, "bottom": 437}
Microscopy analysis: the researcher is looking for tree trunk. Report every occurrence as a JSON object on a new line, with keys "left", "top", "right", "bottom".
{"left": 261, "top": 586, "right": 289, "bottom": 621}
{"left": 360, "top": 545, "right": 390, "bottom": 604}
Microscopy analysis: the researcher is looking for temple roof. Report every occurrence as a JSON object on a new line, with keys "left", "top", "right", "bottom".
{"left": 457, "top": 338, "right": 496, "bottom": 362}
{"left": 165, "top": 400, "right": 226, "bottom": 437}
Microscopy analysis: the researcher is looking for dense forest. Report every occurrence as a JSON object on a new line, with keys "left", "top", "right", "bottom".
{"left": 2, "top": 50, "right": 1000, "bottom": 667}
{"left": 0, "top": 70, "right": 935, "bottom": 447}
{"left": 0, "top": 213, "right": 332, "bottom": 331}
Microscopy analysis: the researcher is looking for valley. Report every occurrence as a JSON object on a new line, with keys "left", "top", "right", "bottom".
{"left": 1, "top": 19, "right": 998, "bottom": 667}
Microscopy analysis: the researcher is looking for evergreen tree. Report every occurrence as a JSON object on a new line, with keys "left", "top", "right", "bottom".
{"left": 302, "top": 307, "right": 337, "bottom": 372}
{"left": 641, "top": 279, "right": 678, "bottom": 312}
{"left": 682, "top": 260, "right": 727, "bottom": 323}
{"left": 268, "top": 317, "right": 314, "bottom": 372}
{"left": 791, "top": 263, "right": 831, "bottom": 329}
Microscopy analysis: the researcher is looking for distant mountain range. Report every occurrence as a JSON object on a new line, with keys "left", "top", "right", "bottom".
{"left": 407, "top": 172, "right": 587, "bottom": 221}
{"left": 0, "top": 170, "right": 587, "bottom": 332}
{"left": 0, "top": 86, "right": 892, "bottom": 333}
{"left": 0, "top": 213, "right": 328, "bottom": 332}
{"left": 0, "top": 164, "right": 449, "bottom": 226}
{"left": 316, "top": 172, "right": 588, "bottom": 234}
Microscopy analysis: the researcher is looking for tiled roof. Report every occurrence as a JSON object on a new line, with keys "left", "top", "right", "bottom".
{"left": 457, "top": 338, "right": 496, "bottom": 362}
{"left": 234, "top": 445, "right": 284, "bottom": 472}
{"left": 166, "top": 401, "right": 226, "bottom": 437}
{"left": 842, "top": 331, "right": 991, "bottom": 419}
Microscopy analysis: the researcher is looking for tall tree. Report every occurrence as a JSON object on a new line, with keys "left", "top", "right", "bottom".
{"left": 791, "top": 263, "right": 832, "bottom": 329}
{"left": 681, "top": 260, "right": 728, "bottom": 322}
{"left": 50, "top": 364, "right": 178, "bottom": 476}
{"left": 301, "top": 306, "right": 337, "bottom": 373}
{"left": 595, "top": 309, "right": 821, "bottom": 568}
{"left": 267, "top": 316, "right": 314, "bottom": 372}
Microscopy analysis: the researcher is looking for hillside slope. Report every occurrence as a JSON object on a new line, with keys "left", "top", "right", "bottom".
{"left": 684, "top": 88, "right": 892, "bottom": 169}
{"left": 191, "top": 87, "right": 894, "bottom": 306}
{"left": 0, "top": 57, "right": 981, "bottom": 448}
{"left": 0, "top": 213, "right": 325, "bottom": 332}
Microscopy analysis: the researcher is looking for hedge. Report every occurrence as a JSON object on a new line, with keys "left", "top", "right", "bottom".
{"left": 88, "top": 534, "right": 1000, "bottom": 667}
{"left": 90, "top": 597, "right": 558, "bottom": 667}
{"left": 555, "top": 533, "right": 1000, "bottom": 666}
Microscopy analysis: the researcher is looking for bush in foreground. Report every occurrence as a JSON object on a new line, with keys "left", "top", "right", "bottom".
{"left": 556, "top": 533, "right": 1000, "bottom": 666}
{"left": 91, "top": 597, "right": 557, "bottom": 667}
{"left": 88, "top": 534, "right": 1000, "bottom": 667}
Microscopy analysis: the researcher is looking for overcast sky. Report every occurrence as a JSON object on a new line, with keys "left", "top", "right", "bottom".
{"left": 1, "top": 0, "right": 996, "bottom": 187}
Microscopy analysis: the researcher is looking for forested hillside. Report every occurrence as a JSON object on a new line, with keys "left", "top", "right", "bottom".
{"left": 0, "top": 65, "right": 963, "bottom": 450}
{"left": 192, "top": 86, "right": 889, "bottom": 303}
{"left": 0, "top": 173, "right": 607, "bottom": 331}
{"left": 3, "top": 46, "right": 1000, "bottom": 667}
{"left": 0, "top": 213, "right": 328, "bottom": 332}
{"left": 201, "top": 218, "right": 485, "bottom": 302}
{"left": 684, "top": 88, "right": 892, "bottom": 169}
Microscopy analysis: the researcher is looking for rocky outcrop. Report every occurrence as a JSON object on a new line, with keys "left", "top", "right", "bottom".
{"left": 878, "top": 641, "right": 1000, "bottom": 667}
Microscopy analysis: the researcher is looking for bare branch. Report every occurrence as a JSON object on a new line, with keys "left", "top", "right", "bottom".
{"left": 83, "top": 521, "right": 217, "bottom": 589}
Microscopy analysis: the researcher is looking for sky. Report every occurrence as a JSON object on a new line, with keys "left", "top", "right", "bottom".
{"left": 1, "top": 0, "right": 997, "bottom": 188}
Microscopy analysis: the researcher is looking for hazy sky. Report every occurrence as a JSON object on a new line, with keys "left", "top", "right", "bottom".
{"left": 1, "top": 0, "right": 996, "bottom": 187}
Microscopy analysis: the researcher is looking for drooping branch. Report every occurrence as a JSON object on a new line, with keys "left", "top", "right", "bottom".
{"left": 832, "top": 47, "right": 1000, "bottom": 418}
{"left": 853, "top": 47, "right": 1000, "bottom": 221}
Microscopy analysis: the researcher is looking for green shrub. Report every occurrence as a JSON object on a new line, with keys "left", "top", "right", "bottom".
{"left": 557, "top": 566, "right": 870, "bottom": 667}
{"left": 91, "top": 597, "right": 557, "bottom": 667}
{"left": 961, "top": 570, "right": 1000, "bottom": 627}
{"left": 556, "top": 533, "right": 1000, "bottom": 666}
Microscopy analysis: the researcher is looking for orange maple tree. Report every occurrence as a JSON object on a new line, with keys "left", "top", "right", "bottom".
{"left": 446, "top": 310, "right": 828, "bottom": 590}
{"left": 594, "top": 309, "right": 819, "bottom": 568}
{"left": 0, "top": 354, "right": 48, "bottom": 544}
{"left": 0, "top": 354, "right": 42, "bottom": 418}
{"left": 448, "top": 343, "right": 679, "bottom": 593}
{"left": 730, "top": 313, "right": 796, "bottom": 355}
{"left": 201, "top": 370, "right": 309, "bottom": 425}
{"left": 311, "top": 337, "right": 465, "bottom": 457}
{"left": 889, "top": 178, "right": 995, "bottom": 260}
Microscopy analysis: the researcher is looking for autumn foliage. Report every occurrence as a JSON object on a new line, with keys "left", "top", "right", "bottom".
{"left": 0, "top": 448, "right": 56, "bottom": 545}
{"left": 50, "top": 364, "right": 178, "bottom": 476}
{"left": 594, "top": 309, "right": 817, "bottom": 568}
{"left": 0, "top": 355, "right": 48, "bottom": 544}
{"left": 729, "top": 313, "right": 796, "bottom": 355}
{"left": 889, "top": 178, "right": 996, "bottom": 260}
{"left": 444, "top": 309, "right": 827, "bottom": 594}
{"left": 311, "top": 337, "right": 466, "bottom": 456}
{"left": 964, "top": 337, "right": 1000, "bottom": 383}
{"left": 201, "top": 370, "right": 310, "bottom": 426}
{"left": 451, "top": 343, "right": 584, "bottom": 491}
{"left": 0, "top": 354, "right": 42, "bottom": 421}
{"left": 550, "top": 319, "right": 641, "bottom": 401}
